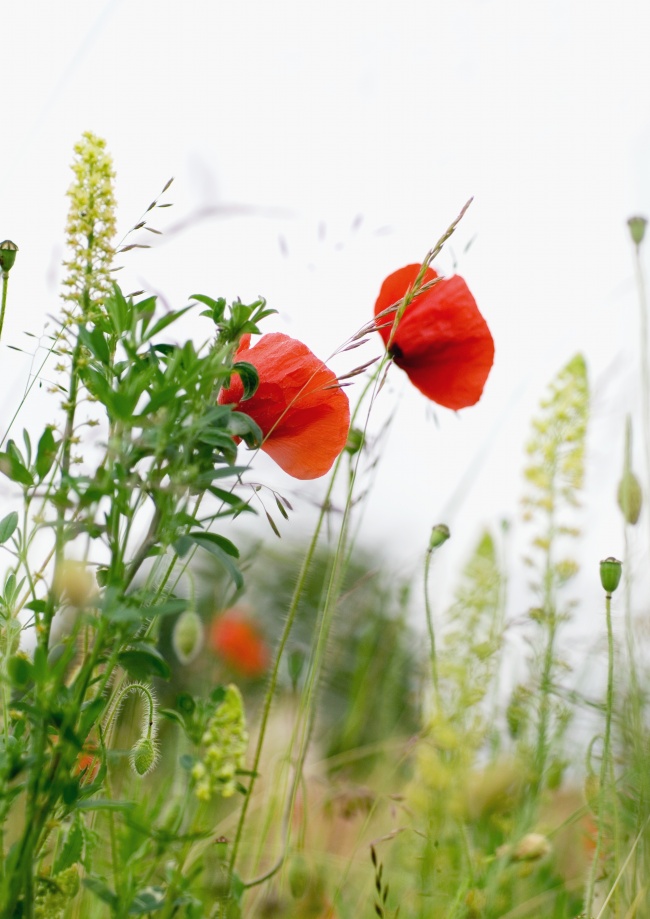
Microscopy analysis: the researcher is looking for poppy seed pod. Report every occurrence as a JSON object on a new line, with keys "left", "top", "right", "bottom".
{"left": 627, "top": 216, "right": 647, "bottom": 247}
{"left": 0, "top": 240, "right": 18, "bottom": 275}
{"left": 617, "top": 470, "right": 643, "bottom": 525}
{"left": 429, "top": 523, "right": 450, "bottom": 551}
{"left": 599, "top": 557, "right": 622, "bottom": 595}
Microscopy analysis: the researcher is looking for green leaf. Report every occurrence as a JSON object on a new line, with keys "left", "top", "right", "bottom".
{"left": 232, "top": 361, "right": 259, "bottom": 400}
{"left": 78, "top": 325, "right": 111, "bottom": 365}
{"left": 187, "top": 531, "right": 239, "bottom": 558}
{"left": 158, "top": 708, "right": 185, "bottom": 728}
{"left": 54, "top": 815, "right": 84, "bottom": 874}
{"left": 227, "top": 412, "right": 263, "bottom": 448}
{"left": 35, "top": 427, "right": 57, "bottom": 479}
{"left": 191, "top": 294, "right": 226, "bottom": 322}
{"left": 0, "top": 511, "right": 18, "bottom": 544}
{"left": 181, "top": 532, "right": 243, "bottom": 590}
{"left": 118, "top": 645, "right": 171, "bottom": 680}
{"left": 105, "top": 284, "right": 131, "bottom": 335}
{"left": 0, "top": 450, "right": 33, "bottom": 487}
{"left": 143, "top": 305, "right": 194, "bottom": 342}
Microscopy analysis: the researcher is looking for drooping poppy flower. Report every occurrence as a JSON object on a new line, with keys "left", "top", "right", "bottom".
{"left": 218, "top": 333, "right": 350, "bottom": 479}
{"left": 374, "top": 264, "right": 494, "bottom": 410}
{"left": 210, "top": 609, "right": 270, "bottom": 678}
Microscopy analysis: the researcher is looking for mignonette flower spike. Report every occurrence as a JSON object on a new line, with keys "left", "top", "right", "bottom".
{"left": 374, "top": 264, "right": 494, "bottom": 409}
{"left": 218, "top": 332, "right": 350, "bottom": 479}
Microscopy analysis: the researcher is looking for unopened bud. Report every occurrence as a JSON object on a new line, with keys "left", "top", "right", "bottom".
{"left": 428, "top": 523, "right": 450, "bottom": 551}
{"left": 600, "top": 557, "right": 622, "bottom": 595}
{"left": 130, "top": 736, "right": 159, "bottom": 776}
{"left": 172, "top": 609, "right": 204, "bottom": 664}
{"left": 617, "top": 470, "right": 643, "bottom": 525}
{"left": 627, "top": 215, "right": 647, "bottom": 247}
{"left": 288, "top": 853, "right": 310, "bottom": 899}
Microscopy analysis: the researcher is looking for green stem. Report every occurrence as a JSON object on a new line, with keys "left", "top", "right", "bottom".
{"left": 424, "top": 548, "right": 440, "bottom": 701}
{"left": 632, "top": 242, "right": 650, "bottom": 553}
{"left": 0, "top": 272, "right": 9, "bottom": 341}
{"left": 585, "top": 590, "right": 615, "bottom": 916}
{"left": 228, "top": 361, "right": 386, "bottom": 881}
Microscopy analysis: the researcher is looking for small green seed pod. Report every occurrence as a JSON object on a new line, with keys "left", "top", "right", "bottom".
{"left": 600, "top": 557, "right": 622, "bottom": 595}
{"left": 130, "top": 736, "right": 159, "bottom": 776}
{"left": 628, "top": 215, "right": 648, "bottom": 247}
{"left": 0, "top": 240, "right": 18, "bottom": 275}
{"left": 617, "top": 470, "right": 643, "bottom": 525}
{"left": 428, "top": 523, "right": 450, "bottom": 551}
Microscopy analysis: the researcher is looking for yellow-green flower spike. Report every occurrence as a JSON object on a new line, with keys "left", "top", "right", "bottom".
{"left": 61, "top": 132, "right": 117, "bottom": 321}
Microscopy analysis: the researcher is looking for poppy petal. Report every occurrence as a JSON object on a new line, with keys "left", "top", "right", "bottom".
{"left": 219, "top": 333, "right": 350, "bottom": 479}
{"left": 374, "top": 264, "right": 494, "bottom": 410}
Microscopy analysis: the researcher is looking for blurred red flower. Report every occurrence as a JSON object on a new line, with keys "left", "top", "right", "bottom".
{"left": 374, "top": 264, "right": 494, "bottom": 410}
{"left": 210, "top": 610, "right": 270, "bottom": 678}
{"left": 218, "top": 333, "right": 350, "bottom": 479}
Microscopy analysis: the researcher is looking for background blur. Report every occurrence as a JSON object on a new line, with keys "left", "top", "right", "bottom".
{"left": 1, "top": 0, "right": 649, "bottom": 632}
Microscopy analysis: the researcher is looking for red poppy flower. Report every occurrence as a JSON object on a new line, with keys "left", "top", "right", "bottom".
{"left": 374, "top": 264, "right": 494, "bottom": 410}
{"left": 210, "top": 610, "right": 270, "bottom": 678}
{"left": 218, "top": 333, "right": 350, "bottom": 480}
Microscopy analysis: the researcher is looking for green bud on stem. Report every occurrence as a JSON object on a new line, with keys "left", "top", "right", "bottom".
{"left": 599, "top": 557, "right": 622, "bottom": 595}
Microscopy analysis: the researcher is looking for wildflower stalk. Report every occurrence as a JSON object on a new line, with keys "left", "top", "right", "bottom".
{"left": 585, "top": 584, "right": 617, "bottom": 916}
{"left": 0, "top": 274, "right": 9, "bottom": 342}
{"left": 228, "top": 359, "right": 385, "bottom": 881}
{"left": 423, "top": 525, "right": 450, "bottom": 703}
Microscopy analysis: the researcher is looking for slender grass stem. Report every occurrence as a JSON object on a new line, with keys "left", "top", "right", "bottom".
{"left": 585, "top": 590, "right": 616, "bottom": 916}
{"left": 0, "top": 273, "right": 9, "bottom": 341}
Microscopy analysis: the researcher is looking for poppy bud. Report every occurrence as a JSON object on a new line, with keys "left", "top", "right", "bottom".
{"left": 599, "top": 557, "right": 622, "bottom": 595}
{"left": 172, "top": 609, "right": 204, "bottom": 664}
{"left": 130, "top": 736, "right": 159, "bottom": 776}
{"left": 617, "top": 470, "right": 643, "bottom": 525}
{"left": 428, "top": 523, "right": 450, "bottom": 551}
{"left": 627, "top": 216, "right": 647, "bottom": 247}
{"left": 0, "top": 240, "right": 18, "bottom": 275}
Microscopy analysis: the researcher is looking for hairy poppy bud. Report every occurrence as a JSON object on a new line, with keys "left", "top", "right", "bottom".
{"left": 172, "top": 609, "right": 204, "bottom": 664}
{"left": 600, "top": 557, "right": 622, "bottom": 595}
{"left": 130, "top": 736, "right": 159, "bottom": 776}
{"left": 0, "top": 240, "right": 18, "bottom": 275}
{"left": 628, "top": 216, "right": 647, "bottom": 247}
{"left": 617, "top": 470, "right": 643, "bottom": 525}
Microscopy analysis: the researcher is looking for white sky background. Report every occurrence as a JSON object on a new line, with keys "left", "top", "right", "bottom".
{"left": 1, "top": 0, "right": 650, "bottom": 653}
